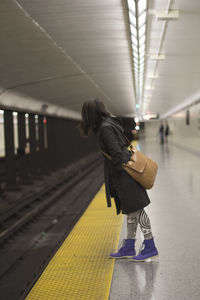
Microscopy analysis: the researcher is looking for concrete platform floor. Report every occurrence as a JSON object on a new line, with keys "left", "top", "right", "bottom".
{"left": 109, "top": 139, "right": 200, "bottom": 300}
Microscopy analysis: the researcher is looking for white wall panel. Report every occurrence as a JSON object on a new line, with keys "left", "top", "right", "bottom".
{"left": 143, "top": 102, "right": 200, "bottom": 153}
{"left": 143, "top": 120, "right": 161, "bottom": 140}
{"left": 167, "top": 102, "right": 200, "bottom": 152}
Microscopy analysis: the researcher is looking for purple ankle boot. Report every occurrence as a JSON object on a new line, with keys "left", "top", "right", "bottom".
{"left": 109, "top": 239, "right": 136, "bottom": 259}
{"left": 131, "top": 238, "right": 158, "bottom": 262}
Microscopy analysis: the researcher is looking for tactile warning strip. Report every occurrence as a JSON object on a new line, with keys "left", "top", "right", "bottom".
{"left": 26, "top": 185, "right": 123, "bottom": 300}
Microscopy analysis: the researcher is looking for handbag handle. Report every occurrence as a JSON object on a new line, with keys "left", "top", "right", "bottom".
{"left": 102, "top": 151, "right": 112, "bottom": 160}
{"left": 101, "top": 132, "right": 136, "bottom": 160}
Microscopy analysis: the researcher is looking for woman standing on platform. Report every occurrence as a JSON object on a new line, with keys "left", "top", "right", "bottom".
{"left": 80, "top": 99, "right": 158, "bottom": 262}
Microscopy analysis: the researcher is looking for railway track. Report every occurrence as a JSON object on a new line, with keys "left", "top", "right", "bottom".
{"left": 0, "top": 153, "right": 104, "bottom": 300}
{"left": 0, "top": 152, "right": 102, "bottom": 244}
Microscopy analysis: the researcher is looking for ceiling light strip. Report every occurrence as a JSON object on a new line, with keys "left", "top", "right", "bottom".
{"left": 127, "top": 0, "right": 147, "bottom": 115}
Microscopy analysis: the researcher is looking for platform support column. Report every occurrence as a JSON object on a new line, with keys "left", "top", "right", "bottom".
{"left": 4, "top": 110, "right": 17, "bottom": 188}
{"left": 38, "top": 115, "right": 48, "bottom": 174}
{"left": 29, "top": 114, "right": 38, "bottom": 176}
{"left": 52, "top": 117, "right": 60, "bottom": 170}
{"left": 46, "top": 116, "right": 56, "bottom": 172}
{"left": 56, "top": 118, "right": 63, "bottom": 169}
{"left": 60, "top": 118, "right": 66, "bottom": 167}
{"left": 17, "top": 112, "right": 30, "bottom": 183}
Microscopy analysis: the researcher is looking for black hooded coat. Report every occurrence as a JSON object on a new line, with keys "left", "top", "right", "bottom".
{"left": 96, "top": 117, "right": 150, "bottom": 215}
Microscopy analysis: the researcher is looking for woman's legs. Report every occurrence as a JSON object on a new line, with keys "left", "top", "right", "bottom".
{"left": 127, "top": 209, "right": 141, "bottom": 239}
{"left": 109, "top": 209, "right": 141, "bottom": 259}
{"left": 110, "top": 208, "right": 158, "bottom": 260}
{"left": 127, "top": 208, "right": 153, "bottom": 240}
{"left": 138, "top": 209, "right": 153, "bottom": 240}
{"left": 131, "top": 209, "right": 158, "bottom": 261}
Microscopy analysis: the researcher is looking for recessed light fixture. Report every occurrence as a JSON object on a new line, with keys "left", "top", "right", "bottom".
{"left": 143, "top": 114, "right": 159, "bottom": 120}
{"left": 147, "top": 74, "right": 159, "bottom": 79}
{"left": 145, "top": 86, "right": 154, "bottom": 90}
{"left": 134, "top": 117, "right": 139, "bottom": 122}
{"left": 150, "top": 54, "right": 165, "bottom": 60}
{"left": 156, "top": 10, "right": 179, "bottom": 21}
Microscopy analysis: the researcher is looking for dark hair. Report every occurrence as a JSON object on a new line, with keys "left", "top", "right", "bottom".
{"left": 80, "top": 99, "right": 110, "bottom": 136}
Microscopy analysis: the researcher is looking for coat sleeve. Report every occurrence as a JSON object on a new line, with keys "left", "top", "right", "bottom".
{"left": 99, "top": 125, "right": 123, "bottom": 173}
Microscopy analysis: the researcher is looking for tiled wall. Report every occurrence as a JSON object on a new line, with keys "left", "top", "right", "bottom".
{"left": 143, "top": 102, "right": 200, "bottom": 153}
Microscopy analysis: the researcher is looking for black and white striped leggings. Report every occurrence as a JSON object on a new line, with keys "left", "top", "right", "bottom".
{"left": 127, "top": 209, "right": 153, "bottom": 240}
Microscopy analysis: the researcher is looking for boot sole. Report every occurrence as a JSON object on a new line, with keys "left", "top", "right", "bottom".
{"left": 131, "top": 255, "right": 159, "bottom": 263}
{"left": 109, "top": 255, "right": 134, "bottom": 259}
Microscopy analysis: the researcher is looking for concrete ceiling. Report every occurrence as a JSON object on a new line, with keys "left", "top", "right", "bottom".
{"left": 0, "top": 0, "right": 135, "bottom": 118}
{"left": 144, "top": 0, "right": 200, "bottom": 118}
{"left": 0, "top": 0, "right": 200, "bottom": 119}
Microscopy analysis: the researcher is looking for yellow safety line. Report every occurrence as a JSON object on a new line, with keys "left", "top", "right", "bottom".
{"left": 26, "top": 185, "right": 123, "bottom": 300}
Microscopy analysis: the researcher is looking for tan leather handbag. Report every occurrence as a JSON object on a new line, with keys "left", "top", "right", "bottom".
{"left": 103, "top": 145, "right": 158, "bottom": 190}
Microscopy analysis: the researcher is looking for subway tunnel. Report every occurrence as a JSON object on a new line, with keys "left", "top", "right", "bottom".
{"left": 0, "top": 0, "right": 200, "bottom": 299}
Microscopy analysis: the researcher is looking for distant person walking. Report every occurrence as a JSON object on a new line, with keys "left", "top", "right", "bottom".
{"left": 80, "top": 99, "right": 158, "bottom": 262}
{"left": 165, "top": 121, "right": 169, "bottom": 143}
{"left": 159, "top": 122, "right": 164, "bottom": 144}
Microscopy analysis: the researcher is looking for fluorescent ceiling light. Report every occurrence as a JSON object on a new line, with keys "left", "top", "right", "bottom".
{"left": 150, "top": 54, "right": 165, "bottom": 60}
{"left": 140, "top": 55, "right": 145, "bottom": 61}
{"left": 156, "top": 10, "right": 179, "bottom": 21}
{"left": 143, "top": 114, "right": 159, "bottom": 120}
{"left": 138, "top": 11, "right": 147, "bottom": 28}
{"left": 140, "top": 52, "right": 145, "bottom": 59}
{"left": 127, "top": 0, "right": 135, "bottom": 15}
{"left": 140, "top": 67, "right": 144, "bottom": 73}
{"left": 147, "top": 74, "right": 159, "bottom": 78}
{"left": 132, "top": 43, "right": 138, "bottom": 53}
{"left": 138, "top": 0, "right": 147, "bottom": 15}
{"left": 140, "top": 71, "right": 144, "bottom": 77}
{"left": 139, "top": 35, "right": 146, "bottom": 46}
{"left": 129, "top": 11, "right": 136, "bottom": 26}
{"left": 145, "top": 86, "right": 154, "bottom": 90}
{"left": 13, "top": 112, "right": 18, "bottom": 116}
{"left": 140, "top": 62, "right": 145, "bottom": 68}
{"left": 139, "top": 44, "right": 145, "bottom": 53}
{"left": 140, "top": 60, "right": 145, "bottom": 67}
{"left": 128, "top": 0, "right": 147, "bottom": 113}
{"left": 139, "top": 25, "right": 145, "bottom": 37}
{"left": 130, "top": 24, "right": 137, "bottom": 37}
{"left": 133, "top": 51, "right": 139, "bottom": 59}
{"left": 139, "top": 55, "right": 145, "bottom": 62}
{"left": 131, "top": 35, "right": 138, "bottom": 46}
{"left": 134, "top": 61, "right": 139, "bottom": 67}
{"left": 0, "top": 110, "right": 4, "bottom": 114}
